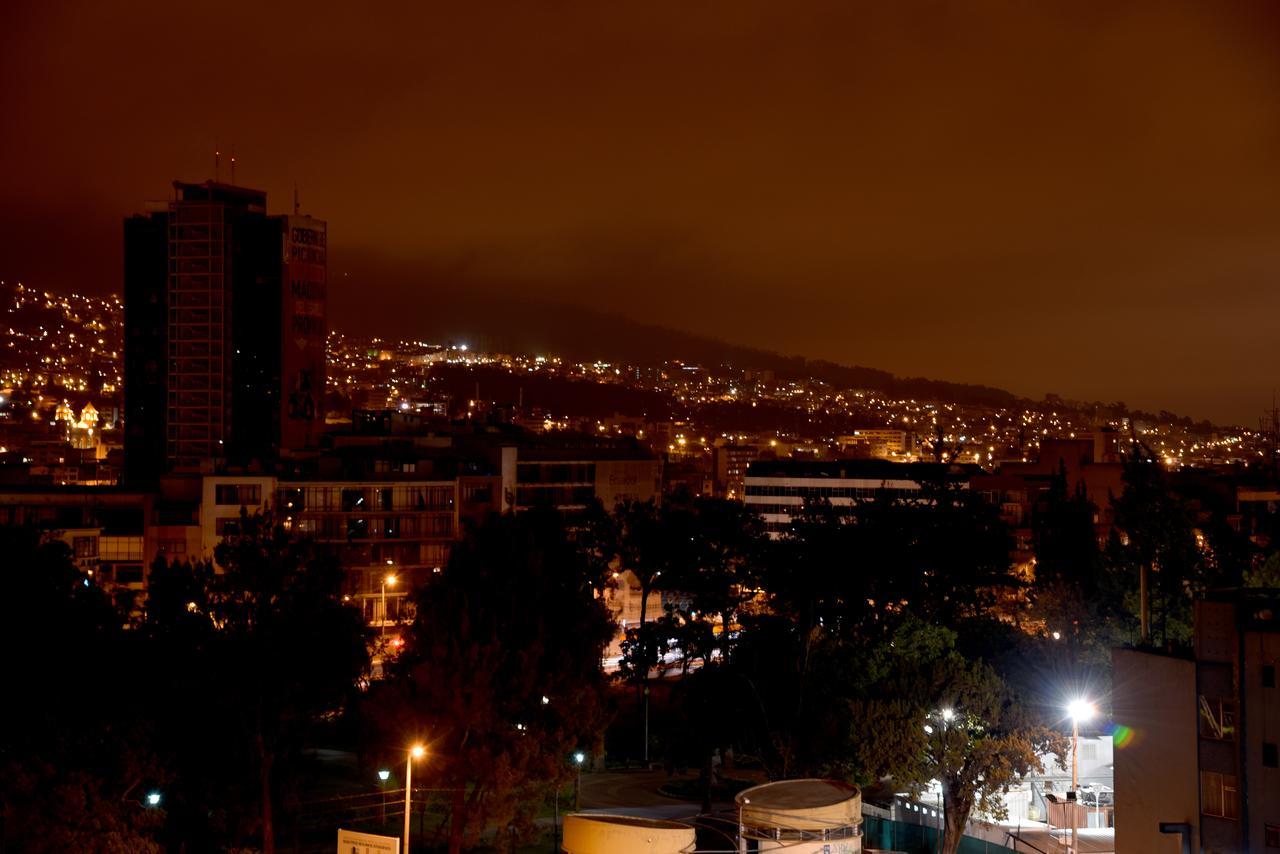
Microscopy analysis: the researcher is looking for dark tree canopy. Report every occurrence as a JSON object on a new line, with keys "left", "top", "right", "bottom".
{"left": 368, "top": 508, "right": 616, "bottom": 852}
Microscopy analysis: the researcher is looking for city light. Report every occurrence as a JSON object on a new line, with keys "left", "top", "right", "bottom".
{"left": 378, "top": 769, "right": 391, "bottom": 781}
{"left": 410, "top": 744, "right": 425, "bottom": 760}
{"left": 146, "top": 791, "right": 161, "bottom": 807}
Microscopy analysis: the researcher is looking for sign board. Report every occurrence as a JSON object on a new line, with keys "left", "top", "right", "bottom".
{"left": 336, "top": 828, "right": 399, "bottom": 854}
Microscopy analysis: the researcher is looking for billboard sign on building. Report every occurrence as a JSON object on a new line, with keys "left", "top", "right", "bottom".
{"left": 281, "top": 215, "right": 327, "bottom": 450}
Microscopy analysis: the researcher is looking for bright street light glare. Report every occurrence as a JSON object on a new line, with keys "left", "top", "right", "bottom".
{"left": 573, "top": 751, "right": 586, "bottom": 765}
{"left": 1067, "top": 699, "right": 1096, "bottom": 722}
{"left": 385, "top": 574, "right": 397, "bottom": 586}
{"left": 146, "top": 791, "right": 161, "bottom": 806}
{"left": 410, "top": 744, "right": 426, "bottom": 759}
{"left": 378, "top": 769, "right": 391, "bottom": 781}
{"left": 940, "top": 708, "right": 955, "bottom": 722}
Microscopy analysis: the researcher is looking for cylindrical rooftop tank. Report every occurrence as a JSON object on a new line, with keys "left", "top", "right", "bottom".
{"left": 561, "top": 813, "right": 697, "bottom": 854}
{"left": 735, "top": 778, "right": 863, "bottom": 853}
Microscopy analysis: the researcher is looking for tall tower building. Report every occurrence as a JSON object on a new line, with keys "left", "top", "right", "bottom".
{"left": 123, "top": 180, "right": 326, "bottom": 483}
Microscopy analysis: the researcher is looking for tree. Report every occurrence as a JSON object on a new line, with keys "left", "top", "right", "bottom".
{"left": 0, "top": 528, "right": 165, "bottom": 853}
{"left": 616, "top": 495, "right": 697, "bottom": 631}
{"left": 856, "top": 621, "right": 1067, "bottom": 854}
{"left": 1032, "top": 468, "right": 1103, "bottom": 593}
{"left": 677, "top": 496, "right": 767, "bottom": 658}
{"left": 373, "top": 509, "right": 615, "bottom": 852}
{"left": 1245, "top": 551, "right": 1280, "bottom": 588}
{"left": 141, "top": 512, "right": 368, "bottom": 853}
{"left": 1107, "top": 447, "right": 1206, "bottom": 648}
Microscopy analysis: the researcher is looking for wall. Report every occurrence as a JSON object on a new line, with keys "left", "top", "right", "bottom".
{"left": 1113, "top": 647, "right": 1199, "bottom": 853}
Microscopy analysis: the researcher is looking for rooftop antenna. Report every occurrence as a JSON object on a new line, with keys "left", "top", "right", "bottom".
{"left": 214, "top": 141, "right": 221, "bottom": 182}
{"left": 230, "top": 146, "right": 237, "bottom": 185}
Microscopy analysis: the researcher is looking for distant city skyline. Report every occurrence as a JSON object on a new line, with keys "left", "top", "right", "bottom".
{"left": 4, "top": 1, "right": 1279, "bottom": 424}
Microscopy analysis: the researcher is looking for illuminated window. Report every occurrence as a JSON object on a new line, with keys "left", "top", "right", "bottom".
{"left": 1201, "top": 771, "right": 1239, "bottom": 820}
{"left": 73, "top": 536, "right": 98, "bottom": 558}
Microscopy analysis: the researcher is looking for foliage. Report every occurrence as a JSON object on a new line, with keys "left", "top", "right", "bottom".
{"left": 1105, "top": 448, "right": 1206, "bottom": 649}
{"left": 143, "top": 512, "right": 369, "bottom": 852}
{"left": 0, "top": 528, "right": 165, "bottom": 853}
{"left": 370, "top": 508, "right": 615, "bottom": 852}
{"left": 1245, "top": 551, "right": 1280, "bottom": 588}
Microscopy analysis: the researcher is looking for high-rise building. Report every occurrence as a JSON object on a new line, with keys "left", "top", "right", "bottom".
{"left": 123, "top": 180, "right": 326, "bottom": 482}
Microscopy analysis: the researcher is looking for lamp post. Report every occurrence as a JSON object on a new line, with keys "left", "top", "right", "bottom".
{"left": 378, "top": 768, "right": 390, "bottom": 825}
{"left": 381, "top": 572, "right": 397, "bottom": 641}
{"left": 573, "top": 752, "right": 585, "bottom": 810}
{"left": 404, "top": 744, "right": 425, "bottom": 852}
{"left": 1066, "top": 699, "right": 1096, "bottom": 854}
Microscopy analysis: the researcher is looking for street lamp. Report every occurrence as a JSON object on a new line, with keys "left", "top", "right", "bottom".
{"left": 404, "top": 744, "right": 425, "bottom": 852}
{"left": 378, "top": 769, "right": 391, "bottom": 824}
{"left": 145, "top": 791, "right": 162, "bottom": 807}
{"left": 1067, "top": 699, "right": 1096, "bottom": 854}
{"left": 573, "top": 752, "right": 586, "bottom": 810}
{"left": 381, "top": 573, "right": 397, "bottom": 641}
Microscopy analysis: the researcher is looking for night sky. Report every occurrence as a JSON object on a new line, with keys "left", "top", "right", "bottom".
{"left": 3, "top": 1, "right": 1278, "bottom": 424}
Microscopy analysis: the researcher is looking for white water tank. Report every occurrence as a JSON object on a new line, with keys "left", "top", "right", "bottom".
{"left": 562, "top": 813, "right": 697, "bottom": 854}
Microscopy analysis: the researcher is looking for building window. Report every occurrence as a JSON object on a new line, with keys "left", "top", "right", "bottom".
{"left": 73, "top": 536, "right": 98, "bottom": 558}
{"left": 215, "top": 517, "right": 241, "bottom": 537}
{"left": 463, "top": 484, "right": 492, "bottom": 504}
{"left": 215, "top": 484, "right": 261, "bottom": 506}
{"left": 1199, "top": 697, "right": 1237, "bottom": 741}
{"left": 99, "top": 537, "right": 144, "bottom": 561}
{"left": 157, "top": 538, "right": 186, "bottom": 555}
{"left": 1201, "top": 771, "right": 1239, "bottom": 820}
{"left": 1265, "top": 824, "right": 1280, "bottom": 847}
{"left": 1264, "top": 664, "right": 1276, "bottom": 689}
{"left": 1265, "top": 742, "right": 1279, "bottom": 769}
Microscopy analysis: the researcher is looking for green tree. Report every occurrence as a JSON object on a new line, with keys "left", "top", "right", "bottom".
{"left": 856, "top": 621, "right": 1067, "bottom": 854}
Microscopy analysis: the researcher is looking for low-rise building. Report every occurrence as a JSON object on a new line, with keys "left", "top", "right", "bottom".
{"left": 744, "top": 459, "right": 974, "bottom": 536}
{"left": 1113, "top": 589, "right": 1280, "bottom": 853}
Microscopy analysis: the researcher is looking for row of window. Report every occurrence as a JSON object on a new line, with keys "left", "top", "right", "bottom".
{"left": 278, "top": 486, "right": 456, "bottom": 513}
{"left": 745, "top": 484, "right": 924, "bottom": 499}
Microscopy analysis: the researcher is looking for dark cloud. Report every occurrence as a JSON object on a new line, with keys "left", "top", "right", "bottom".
{"left": 3, "top": 0, "right": 1278, "bottom": 422}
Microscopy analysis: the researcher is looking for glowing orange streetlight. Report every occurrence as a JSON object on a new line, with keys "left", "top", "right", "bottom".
{"left": 404, "top": 743, "right": 426, "bottom": 849}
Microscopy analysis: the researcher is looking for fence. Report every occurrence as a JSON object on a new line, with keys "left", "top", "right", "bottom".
{"left": 862, "top": 815, "right": 1017, "bottom": 854}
